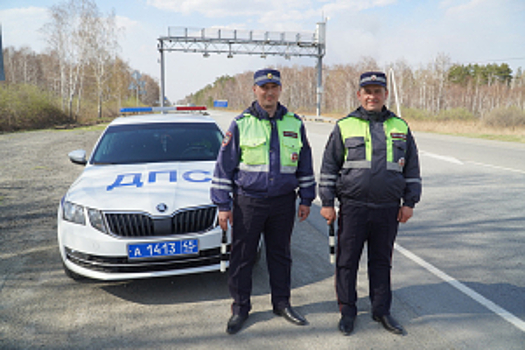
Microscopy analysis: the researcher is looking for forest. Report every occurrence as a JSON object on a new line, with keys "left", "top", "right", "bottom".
{"left": 184, "top": 55, "right": 525, "bottom": 130}
{"left": 1, "top": 0, "right": 524, "bottom": 134}
{"left": 0, "top": 0, "right": 159, "bottom": 132}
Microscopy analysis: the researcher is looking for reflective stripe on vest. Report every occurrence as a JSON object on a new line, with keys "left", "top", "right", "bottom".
{"left": 338, "top": 116, "right": 408, "bottom": 172}
{"left": 237, "top": 112, "right": 302, "bottom": 174}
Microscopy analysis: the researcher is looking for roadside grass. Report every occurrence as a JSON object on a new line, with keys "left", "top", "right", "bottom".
{"left": 58, "top": 123, "right": 109, "bottom": 132}
{"left": 320, "top": 112, "right": 525, "bottom": 144}
{"left": 0, "top": 122, "right": 109, "bottom": 136}
{"left": 406, "top": 119, "right": 525, "bottom": 143}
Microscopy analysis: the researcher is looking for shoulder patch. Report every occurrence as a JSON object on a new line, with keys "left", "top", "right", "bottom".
{"left": 222, "top": 131, "right": 232, "bottom": 147}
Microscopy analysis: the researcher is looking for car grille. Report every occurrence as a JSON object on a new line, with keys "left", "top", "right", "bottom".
{"left": 172, "top": 207, "right": 217, "bottom": 234}
{"left": 105, "top": 206, "right": 217, "bottom": 238}
{"left": 105, "top": 213, "right": 154, "bottom": 237}
{"left": 65, "top": 246, "right": 229, "bottom": 274}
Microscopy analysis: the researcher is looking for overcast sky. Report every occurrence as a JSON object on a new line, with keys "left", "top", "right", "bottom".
{"left": 1, "top": 0, "right": 524, "bottom": 103}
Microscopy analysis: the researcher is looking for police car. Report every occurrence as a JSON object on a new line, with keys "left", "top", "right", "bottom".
{"left": 57, "top": 107, "right": 230, "bottom": 281}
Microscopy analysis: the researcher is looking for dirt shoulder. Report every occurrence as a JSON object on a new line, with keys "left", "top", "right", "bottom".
{"left": 0, "top": 127, "right": 101, "bottom": 272}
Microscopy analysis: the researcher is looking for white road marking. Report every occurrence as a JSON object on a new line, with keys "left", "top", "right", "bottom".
{"left": 395, "top": 243, "right": 525, "bottom": 332}
{"left": 466, "top": 161, "right": 525, "bottom": 175}
{"left": 420, "top": 151, "right": 525, "bottom": 174}
{"left": 420, "top": 151, "right": 464, "bottom": 165}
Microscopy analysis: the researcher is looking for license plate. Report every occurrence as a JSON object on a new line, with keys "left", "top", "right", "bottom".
{"left": 128, "top": 239, "right": 199, "bottom": 259}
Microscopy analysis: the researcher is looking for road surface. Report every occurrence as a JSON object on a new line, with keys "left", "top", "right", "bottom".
{"left": 0, "top": 110, "right": 523, "bottom": 349}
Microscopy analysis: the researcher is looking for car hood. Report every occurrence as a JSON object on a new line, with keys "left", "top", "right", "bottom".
{"left": 64, "top": 162, "right": 216, "bottom": 216}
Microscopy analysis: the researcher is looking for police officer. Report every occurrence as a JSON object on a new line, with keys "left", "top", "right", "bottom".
{"left": 211, "top": 68, "right": 316, "bottom": 335}
{"left": 319, "top": 71, "right": 422, "bottom": 336}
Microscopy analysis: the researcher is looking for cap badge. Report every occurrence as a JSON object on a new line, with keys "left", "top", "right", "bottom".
{"left": 267, "top": 73, "right": 273, "bottom": 79}
{"left": 371, "top": 75, "right": 377, "bottom": 81}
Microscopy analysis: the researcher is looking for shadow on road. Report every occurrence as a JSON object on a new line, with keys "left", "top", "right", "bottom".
{"left": 100, "top": 203, "right": 335, "bottom": 305}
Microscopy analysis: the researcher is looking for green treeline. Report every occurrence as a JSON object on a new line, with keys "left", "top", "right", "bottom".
{"left": 184, "top": 57, "right": 525, "bottom": 128}
{"left": 448, "top": 63, "right": 513, "bottom": 86}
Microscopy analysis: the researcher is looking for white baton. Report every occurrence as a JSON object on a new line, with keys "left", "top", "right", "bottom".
{"left": 220, "top": 229, "right": 228, "bottom": 272}
{"left": 329, "top": 222, "right": 336, "bottom": 265}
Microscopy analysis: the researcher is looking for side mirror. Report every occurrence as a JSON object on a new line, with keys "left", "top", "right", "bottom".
{"left": 68, "top": 149, "right": 87, "bottom": 165}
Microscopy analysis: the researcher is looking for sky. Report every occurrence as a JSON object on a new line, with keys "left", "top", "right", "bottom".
{"left": 1, "top": 0, "right": 525, "bottom": 103}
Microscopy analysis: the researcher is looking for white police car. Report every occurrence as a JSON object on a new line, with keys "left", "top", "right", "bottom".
{"left": 57, "top": 108, "right": 229, "bottom": 280}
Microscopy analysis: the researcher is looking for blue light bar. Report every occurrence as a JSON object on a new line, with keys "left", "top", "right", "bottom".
{"left": 120, "top": 106, "right": 207, "bottom": 113}
{"left": 120, "top": 107, "right": 153, "bottom": 113}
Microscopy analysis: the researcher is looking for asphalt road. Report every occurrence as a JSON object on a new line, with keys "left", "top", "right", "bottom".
{"left": 0, "top": 110, "right": 524, "bottom": 349}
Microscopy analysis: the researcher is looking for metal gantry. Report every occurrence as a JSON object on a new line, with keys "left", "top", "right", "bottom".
{"left": 158, "top": 22, "right": 326, "bottom": 115}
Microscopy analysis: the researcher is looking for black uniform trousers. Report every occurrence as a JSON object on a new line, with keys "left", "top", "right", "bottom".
{"left": 229, "top": 192, "right": 296, "bottom": 316}
{"left": 336, "top": 202, "right": 399, "bottom": 318}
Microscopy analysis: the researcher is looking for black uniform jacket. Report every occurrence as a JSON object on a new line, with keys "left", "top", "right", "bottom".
{"left": 319, "top": 106, "right": 422, "bottom": 209}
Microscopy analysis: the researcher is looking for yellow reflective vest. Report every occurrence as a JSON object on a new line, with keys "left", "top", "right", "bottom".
{"left": 338, "top": 115, "right": 409, "bottom": 173}
{"left": 237, "top": 112, "right": 303, "bottom": 174}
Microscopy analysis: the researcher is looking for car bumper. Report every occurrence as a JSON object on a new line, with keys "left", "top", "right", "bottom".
{"left": 57, "top": 213, "right": 230, "bottom": 281}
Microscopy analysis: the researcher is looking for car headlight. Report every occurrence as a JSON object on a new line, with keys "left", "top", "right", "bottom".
{"left": 62, "top": 201, "right": 86, "bottom": 225}
{"left": 87, "top": 208, "right": 107, "bottom": 233}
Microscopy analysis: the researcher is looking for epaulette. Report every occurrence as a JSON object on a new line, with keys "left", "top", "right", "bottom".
{"left": 336, "top": 112, "right": 360, "bottom": 124}
{"left": 387, "top": 112, "right": 408, "bottom": 125}
{"left": 235, "top": 112, "right": 253, "bottom": 121}
{"left": 284, "top": 112, "right": 302, "bottom": 121}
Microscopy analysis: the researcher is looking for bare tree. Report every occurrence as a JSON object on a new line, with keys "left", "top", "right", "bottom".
{"left": 141, "top": 73, "right": 160, "bottom": 106}
{"left": 41, "top": 0, "right": 122, "bottom": 120}
{"left": 70, "top": 0, "right": 99, "bottom": 118}
{"left": 41, "top": 1, "right": 74, "bottom": 113}
{"left": 86, "top": 9, "right": 120, "bottom": 118}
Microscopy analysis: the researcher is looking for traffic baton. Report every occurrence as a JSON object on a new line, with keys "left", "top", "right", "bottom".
{"left": 220, "top": 229, "right": 228, "bottom": 272}
{"left": 329, "top": 222, "right": 336, "bottom": 265}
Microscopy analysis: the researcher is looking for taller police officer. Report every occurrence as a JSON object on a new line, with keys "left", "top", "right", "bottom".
{"left": 211, "top": 68, "right": 316, "bottom": 335}
{"left": 319, "top": 71, "right": 422, "bottom": 336}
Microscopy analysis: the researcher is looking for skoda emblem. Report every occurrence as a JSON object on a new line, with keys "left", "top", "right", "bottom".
{"left": 156, "top": 203, "right": 168, "bottom": 213}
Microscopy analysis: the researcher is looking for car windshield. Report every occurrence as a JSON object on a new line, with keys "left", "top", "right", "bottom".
{"left": 90, "top": 122, "right": 223, "bottom": 164}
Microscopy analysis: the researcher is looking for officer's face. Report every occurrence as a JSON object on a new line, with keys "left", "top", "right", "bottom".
{"left": 357, "top": 85, "right": 388, "bottom": 113}
{"left": 253, "top": 83, "right": 281, "bottom": 112}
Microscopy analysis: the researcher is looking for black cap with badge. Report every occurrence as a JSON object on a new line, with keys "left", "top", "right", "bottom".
{"left": 359, "top": 71, "right": 387, "bottom": 88}
{"left": 254, "top": 68, "right": 281, "bottom": 86}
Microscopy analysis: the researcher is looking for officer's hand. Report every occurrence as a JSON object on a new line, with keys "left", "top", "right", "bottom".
{"left": 297, "top": 205, "right": 310, "bottom": 222}
{"left": 320, "top": 206, "right": 336, "bottom": 225}
{"left": 398, "top": 206, "right": 413, "bottom": 223}
{"left": 218, "top": 210, "right": 232, "bottom": 231}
